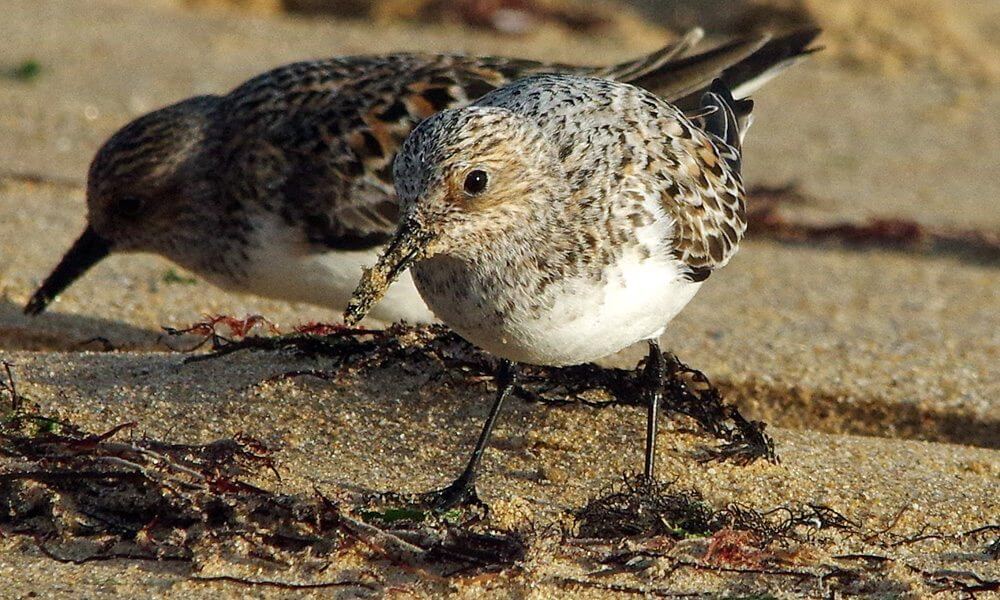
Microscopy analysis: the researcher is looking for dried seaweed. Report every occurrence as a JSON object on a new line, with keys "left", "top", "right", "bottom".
{"left": 2, "top": 360, "right": 22, "bottom": 411}
{"left": 561, "top": 553, "right": 999, "bottom": 598}
{"left": 425, "top": 527, "right": 526, "bottom": 566}
{"left": 572, "top": 475, "right": 851, "bottom": 544}
{"left": 0, "top": 371, "right": 524, "bottom": 585}
{"left": 987, "top": 537, "right": 1000, "bottom": 559}
{"left": 573, "top": 476, "right": 715, "bottom": 540}
{"left": 3, "top": 355, "right": 996, "bottom": 595}
{"left": 905, "top": 565, "right": 1000, "bottom": 595}
{"left": 567, "top": 479, "right": 1000, "bottom": 597}
{"left": 189, "top": 575, "right": 377, "bottom": 591}
{"left": 162, "top": 314, "right": 280, "bottom": 351}
{"left": 748, "top": 184, "right": 1000, "bottom": 264}
{"left": 0, "top": 419, "right": 331, "bottom": 559}
{"left": 166, "top": 320, "right": 776, "bottom": 464}
{"left": 567, "top": 477, "right": 1000, "bottom": 597}
{"left": 877, "top": 523, "right": 1000, "bottom": 553}
{"left": 551, "top": 577, "right": 711, "bottom": 597}
{"left": 2, "top": 360, "right": 76, "bottom": 438}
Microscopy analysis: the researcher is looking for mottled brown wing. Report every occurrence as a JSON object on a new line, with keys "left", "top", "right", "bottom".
{"left": 469, "top": 72, "right": 750, "bottom": 283}
{"left": 652, "top": 86, "right": 748, "bottom": 281}
{"left": 215, "top": 53, "right": 563, "bottom": 250}
{"left": 657, "top": 127, "right": 746, "bottom": 281}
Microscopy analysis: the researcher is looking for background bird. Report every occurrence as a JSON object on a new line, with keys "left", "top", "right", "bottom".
{"left": 343, "top": 74, "right": 753, "bottom": 507}
{"left": 25, "top": 28, "right": 818, "bottom": 323}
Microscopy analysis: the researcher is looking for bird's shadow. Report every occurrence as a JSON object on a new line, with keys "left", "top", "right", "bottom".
{"left": 0, "top": 298, "right": 168, "bottom": 352}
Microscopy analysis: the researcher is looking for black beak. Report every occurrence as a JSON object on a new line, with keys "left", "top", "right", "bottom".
{"left": 343, "top": 218, "right": 435, "bottom": 326}
{"left": 24, "top": 226, "right": 112, "bottom": 315}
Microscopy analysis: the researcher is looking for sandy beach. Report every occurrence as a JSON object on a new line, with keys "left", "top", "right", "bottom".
{"left": 0, "top": 1, "right": 997, "bottom": 597}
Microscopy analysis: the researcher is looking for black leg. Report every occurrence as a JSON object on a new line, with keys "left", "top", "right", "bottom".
{"left": 423, "top": 359, "right": 517, "bottom": 510}
{"left": 643, "top": 339, "right": 665, "bottom": 479}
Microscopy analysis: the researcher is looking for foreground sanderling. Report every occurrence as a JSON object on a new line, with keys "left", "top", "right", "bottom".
{"left": 344, "top": 74, "right": 753, "bottom": 507}
{"left": 25, "top": 29, "right": 818, "bottom": 322}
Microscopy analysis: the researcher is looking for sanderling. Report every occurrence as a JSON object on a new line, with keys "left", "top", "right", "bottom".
{"left": 344, "top": 74, "right": 753, "bottom": 507}
{"left": 25, "top": 29, "right": 818, "bottom": 322}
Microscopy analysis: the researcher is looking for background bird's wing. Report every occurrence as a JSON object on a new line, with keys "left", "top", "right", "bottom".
{"left": 215, "top": 54, "right": 560, "bottom": 250}
{"left": 624, "top": 29, "right": 820, "bottom": 105}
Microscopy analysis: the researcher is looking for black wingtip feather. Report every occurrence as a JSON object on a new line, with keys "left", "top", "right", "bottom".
{"left": 700, "top": 79, "right": 750, "bottom": 171}
{"left": 701, "top": 80, "right": 745, "bottom": 148}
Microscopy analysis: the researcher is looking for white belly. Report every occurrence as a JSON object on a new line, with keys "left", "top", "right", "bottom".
{"left": 208, "top": 223, "right": 437, "bottom": 324}
{"left": 414, "top": 251, "right": 701, "bottom": 366}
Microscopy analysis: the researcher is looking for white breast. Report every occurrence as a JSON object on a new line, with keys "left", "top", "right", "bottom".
{"left": 414, "top": 248, "right": 701, "bottom": 366}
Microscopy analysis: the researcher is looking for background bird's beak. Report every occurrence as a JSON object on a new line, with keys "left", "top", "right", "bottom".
{"left": 344, "top": 218, "right": 436, "bottom": 326}
{"left": 23, "top": 226, "right": 112, "bottom": 315}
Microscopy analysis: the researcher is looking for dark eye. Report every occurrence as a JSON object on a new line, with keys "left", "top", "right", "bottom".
{"left": 117, "top": 196, "right": 143, "bottom": 217}
{"left": 463, "top": 169, "right": 489, "bottom": 196}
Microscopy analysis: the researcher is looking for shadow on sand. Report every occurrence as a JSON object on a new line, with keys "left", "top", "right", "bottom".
{"left": 0, "top": 299, "right": 169, "bottom": 352}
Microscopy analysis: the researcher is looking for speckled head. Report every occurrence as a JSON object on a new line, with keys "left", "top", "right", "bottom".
{"left": 392, "top": 105, "right": 569, "bottom": 249}
{"left": 343, "top": 105, "right": 569, "bottom": 325}
{"left": 24, "top": 96, "right": 219, "bottom": 315}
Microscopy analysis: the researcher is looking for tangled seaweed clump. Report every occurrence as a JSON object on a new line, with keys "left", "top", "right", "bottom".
{"left": 572, "top": 474, "right": 855, "bottom": 544}
{"left": 0, "top": 361, "right": 524, "bottom": 589}
{"left": 166, "top": 319, "right": 777, "bottom": 464}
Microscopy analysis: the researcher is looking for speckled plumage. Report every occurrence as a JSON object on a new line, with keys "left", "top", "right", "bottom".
{"left": 348, "top": 75, "right": 751, "bottom": 365}
{"left": 26, "top": 29, "right": 819, "bottom": 321}
{"left": 339, "top": 75, "right": 759, "bottom": 493}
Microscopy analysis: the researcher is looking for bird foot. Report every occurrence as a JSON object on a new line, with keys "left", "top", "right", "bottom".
{"left": 371, "top": 475, "right": 486, "bottom": 514}
{"left": 412, "top": 477, "right": 485, "bottom": 512}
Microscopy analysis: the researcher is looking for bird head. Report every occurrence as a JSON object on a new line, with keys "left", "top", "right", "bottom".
{"left": 344, "top": 105, "right": 566, "bottom": 325}
{"left": 25, "top": 96, "right": 218, "bottom": 315}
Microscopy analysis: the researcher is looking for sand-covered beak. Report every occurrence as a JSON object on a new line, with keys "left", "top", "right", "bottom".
{"left": 24, "top": 226, "right": 112, "bottom": 315}
{"left": 344, "top": 218, "right": 436, "bottom": 326}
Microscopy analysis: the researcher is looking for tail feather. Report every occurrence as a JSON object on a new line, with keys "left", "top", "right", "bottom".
{"left": 628, "top": 34, "right": 771, "bottom": 100}
{"left": 699, "top": 79, "right": 752, "bottom": 171}
{"left": 591, "top": 28, "right": 706, "bottom": 82}
{"left": 594, "top": 28, "right": 821, "bottom": 106}
{"left": 714, "top": 28, "right": 823, "bottom": 99}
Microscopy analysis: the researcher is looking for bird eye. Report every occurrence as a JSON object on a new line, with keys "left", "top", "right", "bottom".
{"left": 463, "top": 169, "right": 489, "bottom": 196}
{"left": 117, "top": 196, "right": 143, "bottom": 217}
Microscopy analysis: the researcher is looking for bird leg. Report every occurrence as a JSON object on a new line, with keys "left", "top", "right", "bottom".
{"left": 418, "top": 359, "right": 517, "bottom": 510}
{"left": 642, "top": 339, "right": 666, "bottom": 479}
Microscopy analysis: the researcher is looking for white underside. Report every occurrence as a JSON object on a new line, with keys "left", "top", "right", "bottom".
{"left": 414, "top": 249, "right": 701, "bottom": 367}
{"left": 208, "top": 220, "right": 437, "bottom": 324}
